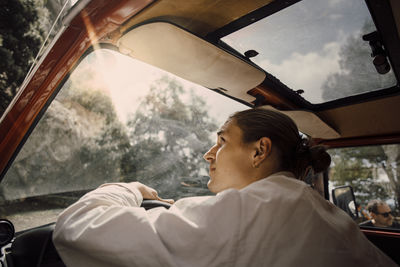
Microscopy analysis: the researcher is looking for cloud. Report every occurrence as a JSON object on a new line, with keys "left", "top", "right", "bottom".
{"left": 328, "top": 0, "right": 346, "bottom": 7}
{"left": 255, "top": 42, "right": 341, "bottom": 103}
{"left": 329, "top": 13, "right": 343, "bottom": 20}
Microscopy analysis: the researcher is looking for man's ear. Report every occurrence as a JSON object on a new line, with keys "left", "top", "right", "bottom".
{"left": 253, "top": 137, "right": 272, "bottom": 167}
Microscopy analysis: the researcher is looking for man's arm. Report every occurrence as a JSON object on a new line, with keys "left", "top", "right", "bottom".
{"left": 53, "top": 182, "right": 241, "bottom": 267}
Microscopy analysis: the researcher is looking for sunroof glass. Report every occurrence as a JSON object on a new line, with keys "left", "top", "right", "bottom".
{"left": 222, "top": 0, "right": 397, "bottom": 104}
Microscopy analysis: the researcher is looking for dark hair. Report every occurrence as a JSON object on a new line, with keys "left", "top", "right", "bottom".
{"left": 367, "top": 199, "right": 385, "bottom": 214}
{"left": 229, "top": 108, "right": 331, "bottom": 180}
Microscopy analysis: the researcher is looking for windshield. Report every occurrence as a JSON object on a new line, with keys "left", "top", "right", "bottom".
{"left": 222, "top": 0, "right": 397, "bottom": 103}
{"left": 0, "top": 49, "right": 247, "bottom": 232}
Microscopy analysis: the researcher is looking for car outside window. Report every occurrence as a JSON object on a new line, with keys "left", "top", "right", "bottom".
{"left": 0, "top": 49, "right": 247, "bottom": 232}
{"left": 328, "top": 145, "right": 400, "bottom": 230}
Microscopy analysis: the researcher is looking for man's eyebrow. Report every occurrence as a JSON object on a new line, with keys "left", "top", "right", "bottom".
{"left": 217, "top": 130, "right": 225, "bottom": 136}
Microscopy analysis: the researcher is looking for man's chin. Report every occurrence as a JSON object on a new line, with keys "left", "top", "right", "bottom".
{"left": 207, "top": 179, "right": 219, "bottom": 194}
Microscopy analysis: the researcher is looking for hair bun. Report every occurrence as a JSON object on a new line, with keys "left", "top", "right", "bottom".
{"left": 309, "top": 146, "right": 331, "bottom": 173}
{"left": 295, "top": 138, "right": 310, "bottom": 154}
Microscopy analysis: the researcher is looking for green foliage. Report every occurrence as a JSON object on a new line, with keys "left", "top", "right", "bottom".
{"left": 122, "top": 76, "right": 218, "bottom": 198}
{"left": 0, "top": 0, "right": 68, "bottom": 116}
{"left": 0, "top": 70, "right": 218, "bottom": 203}
{"left": 322, "top": 20, "right": 396, "bottom": 101}
{"left": 70, "top": 89, "right": 118, "bottom": 124}
{"left": 329, "top": 145, "right": 399, "bottom": 211}
{"left": 329, "top": 147, "right": 390, "bottom": 206}
{"left": 0, "top": 0, "right": 45, "bottom": 115}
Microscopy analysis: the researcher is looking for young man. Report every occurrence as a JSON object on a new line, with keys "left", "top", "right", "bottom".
{"left": 53, "top": 109, "right": 396, "bottom": 266}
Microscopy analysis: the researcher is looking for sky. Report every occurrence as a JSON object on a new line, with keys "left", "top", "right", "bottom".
{"left": 73, "top": 50, "right": 247, "bottom": 127}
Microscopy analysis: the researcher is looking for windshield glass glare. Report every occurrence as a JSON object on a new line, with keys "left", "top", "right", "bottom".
{"left": 0, "top": 49, "right": 247, "bottom": 231}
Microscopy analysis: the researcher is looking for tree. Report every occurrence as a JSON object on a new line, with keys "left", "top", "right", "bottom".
{"left": 0, "top": 0, "right": 44, "bottom": 115}
{"left": 322, "top": 21, "right": 396, "bottom": 101}
{"left": 329, "top": 147, "right": 390, "bottom": 207}
{"left": 0, "top": 0, "right": 69, "bottom": 117}
{"left": 121, "top": 76, "right": 218, "bottom": 199}
{"left": 322, "top": 20, "right": 400, "bottom": 211}
{"left": 0, "top": 53, "right": 130, "bottom": 201}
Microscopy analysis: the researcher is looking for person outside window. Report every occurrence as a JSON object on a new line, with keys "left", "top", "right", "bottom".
{"left": 359, "top": 199, "right": 400, "bottom": 228}
{"left": 53, "top": 108, "right": 396, "bottom": 267}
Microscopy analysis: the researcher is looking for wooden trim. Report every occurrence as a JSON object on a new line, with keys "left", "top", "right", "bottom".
{"left": 317, "top": 134, "right": 400, "bottom": 148}
{"left": 248, "top": 86, "right": 298, "bottom": 110}
{"left": 361, "top": 228, "right": 400, "bottom": 238}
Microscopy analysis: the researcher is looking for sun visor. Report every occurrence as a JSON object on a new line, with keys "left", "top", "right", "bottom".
{"left": 260, "top": 106, "right": 341, "bottom": 139}
{"left": 117, "top": 22, "right": 265, "bottom": 102}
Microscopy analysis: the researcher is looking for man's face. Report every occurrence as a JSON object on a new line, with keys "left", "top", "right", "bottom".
{"left": 203, "top": 119, "right": 254, "bottom": 193}
{"left": 372, "top": 203, "right": 394, "bottom": 227}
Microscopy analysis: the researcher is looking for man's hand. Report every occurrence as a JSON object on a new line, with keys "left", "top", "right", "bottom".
{"left": 132, "top": 182, "right": 174, "bottom": 204}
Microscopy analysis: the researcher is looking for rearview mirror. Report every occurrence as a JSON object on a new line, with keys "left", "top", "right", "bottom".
{"left": 332, "top": 185, "right": 358, "bottom": 220}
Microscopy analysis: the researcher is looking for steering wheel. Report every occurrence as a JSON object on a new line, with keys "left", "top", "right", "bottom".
{"left": 141, "top": 199, "right": 172, "bottom": 210}
{"left": 7, "top": 199, "right": 171, "bottom": 267}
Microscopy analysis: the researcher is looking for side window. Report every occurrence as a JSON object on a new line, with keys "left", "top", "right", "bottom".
{"left": 328, "top": 145, "right": 400, "bottom": 230}
{"left": 0, "top": 49, "right": 247, "bottom": 232}
{"left": 1, "top": 1, "right": 71, "bottom": 117}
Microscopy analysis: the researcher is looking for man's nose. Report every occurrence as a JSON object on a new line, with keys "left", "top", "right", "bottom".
{"left": 203, "top": 145, "right": 217, "bottom": 162}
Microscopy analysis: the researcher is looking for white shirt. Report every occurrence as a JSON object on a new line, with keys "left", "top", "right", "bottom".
{"left": 53, "top": 172, "right": 396, "bottom": 267}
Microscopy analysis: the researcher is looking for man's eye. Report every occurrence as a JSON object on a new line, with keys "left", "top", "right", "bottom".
{"left": 219, "top": 136, "right": 225, "bottom": 143}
